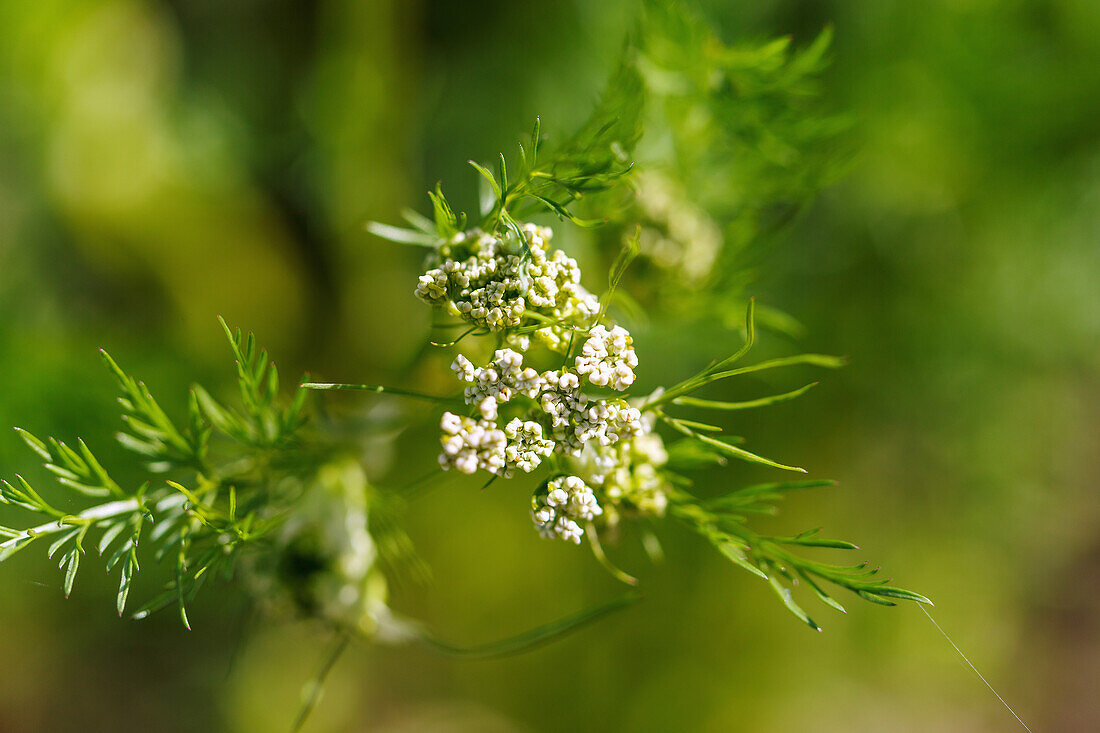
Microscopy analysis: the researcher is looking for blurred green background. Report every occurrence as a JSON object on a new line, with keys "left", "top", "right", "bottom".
{"left": 1, "top": 0, "right": 1098, "bottom": 731}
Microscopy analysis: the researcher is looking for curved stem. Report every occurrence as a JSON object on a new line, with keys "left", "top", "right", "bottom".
{"left": 418, "top": 591, "right": 641, "bottom": 659}
{"left": 291, "top": 631, "right": 351, "bottom": 733}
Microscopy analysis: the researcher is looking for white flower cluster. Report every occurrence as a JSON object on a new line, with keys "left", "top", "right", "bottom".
{"left": 415, "top": 224, "right": 598, "bottom": 351}
{"left": 575, "top": 325, "right": 638, "bottom": 390}
{"left": 540, "top": 372, "right": 643, "bottom": 455}
{"left": 531, "top": 475, "right": 602, "bottom": 544}
{"left": 570, "top": 411, "right": 671, "bottom": 526}
{"left": 418, "top": 221, "right": 660, "bottom": 545}
{"left": 452, "top": 349, "right": 541, "bottom": 420}
{"left": 438, "top": 412, "right": 507, "bottom": 476}
{"left": 438, "top": 411, "right": 554, "bottom": 478}
{"left": 503, "top": 418, "right": 555, "bottom": 473}
{"left": 447, "top": 345, "right": 644, "bottom": 462}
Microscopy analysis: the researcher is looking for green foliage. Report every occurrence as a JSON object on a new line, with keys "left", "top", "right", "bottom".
{"left": 671, "top": 479, "right": 931, "bottom": 630}
{"left": 100, "top": 350, "right": 209, "bottom": 472}
{"left": 370, "top": 0, "right": 846, "bottom": 347}
{"left": 354, "top": 3, "right": 921, "bottom": 632}
{"left": 0, "top": 6, "right": 934, "bottom": 730}
{"left": 639, "top": 300, "right": 928, "bottom": 627}
{"left": 1, "top": 323, "right": 317, "bottom": 622}
{"left": 645, "top": 300, "right": 840, "bottom": 474}
{"left": 191, "top": 318, "right": 309, "bottom": 449}
{"left": 369, "top": 52, "right": 644, "bottom": 247}
{"left": 636, "top": 1, "right": 848, "bottom": 257}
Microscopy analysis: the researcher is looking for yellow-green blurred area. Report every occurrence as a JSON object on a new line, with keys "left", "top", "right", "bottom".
{"left": 1, "top": 0, "right": 1098, "bottom": 731}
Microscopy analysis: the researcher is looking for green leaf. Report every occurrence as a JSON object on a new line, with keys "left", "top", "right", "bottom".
{"left": 401, "top": 207, "right": 437, "bottom": 234}
{"left": 856, "top": 590, "right": 898, "bottom": 607}
{"left": 14, "top": 428, "right": 51, "bottom": 462}
{"left": 97, "top": 521, "right": 127, "bottom": 556}
{"left": 718, "top": 541, "right": 769, "bottom": 580}
{"left": 665, "top": 417, "right": 723, "bottom": 433}
{"left": 497, "top": 153, "right": 509, "bottom": 196}
{"left": 47, "top": 528, "right": 79, "bottom": 560}
{"left": 664, "top": 438, "right": 728, "bottom": 469}
{"left": 645, "top": 299, "right": 756, "bottom": 408}
{"left": 117, "top": 558, "right": 134, "bottom": 616}
{"left": 131, "top": 588, "right": 177, "bottom": 621}
{"left": 587, "top": 523, "right": 639, "bottom": 586}
{"left": 693, "top": 434, "right": 806, "bottom": 473}
{"left": 0, "top": 534, "right": 35, "bottom": 562}
{"left": 526, "top": 193, "right": 605, "bottom": 227}
{"left": 468, "top": 160, "right": 501, "bottom": 200}
{"left": 427, "top": 183, "right": 464, "bottom": 237}
{"left": 797, "top": 569, "right": 847, "bottom": 614}
{"left": 176, "top": 542, "right": 191, "bottom": 631}
{"left": 705, "top": 354, "right": 847, "bottom": 384}
{"left": 776, "top": 528, "right": 860, "bottom": 550}
{"left": 858, "top": 586, "right": 933, "bottom": 606}
{"left": 765, "top": 571, "right": 820, "bottom": 631}
{"left": 365, "top": 221, "right": 439, "bottom": 247}
{"left": 101, "top": 350, "right": 198, "bottom": 464}
{"left": 63, "top": 548, "right": 80, "bottom": 598}
{"left": 708, "top": 479, "right": 836, "bottom": 505}
{"left": 192, "top": 385, "right": 242, "bottom": 439}
{"left": 674, "top": 382, "right": 818, "bottom": 411}
{"left": 609, "top": 225, "right": 641, "bottom": 290}
{"left": 595, "top": 226, "right": 641, "bottom": 323}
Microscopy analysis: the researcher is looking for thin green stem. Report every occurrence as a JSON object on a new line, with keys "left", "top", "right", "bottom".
{"left": 291, "top": 631, "right": 351, "bottom": 733}
{"left": 0, "top": 498, "right": 140, "bottom": 554}
{"left": 301, "top": 382, "right": 462, "bottom": 405}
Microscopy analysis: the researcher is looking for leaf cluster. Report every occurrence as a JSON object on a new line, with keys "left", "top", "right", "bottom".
{"left": 368, "top": 53, "right": 644, "bottom": 248}
{"left": 671, "top": 479, "right": 931, "bottom": 630}
{"left": 1, "top": 321, "right": 317, "bottom": 626}
{"left": 637, "top": 1, "right": 848, "bottom": 237}
{"left": 646, "top": 299, "right": 843, "bottom": 474}
{"left": 632, "top": 299, "right": 928, "bottom": 627}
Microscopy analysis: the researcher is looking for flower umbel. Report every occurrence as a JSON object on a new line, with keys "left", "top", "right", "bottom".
{"left": 575, "top": 325, "right": 638, "bottom": 390}
{"left": 416, "top": 224, "right": 598, "bottom": 352}
{"left": 532, "top": 475, "right": 602, "bottom": 543}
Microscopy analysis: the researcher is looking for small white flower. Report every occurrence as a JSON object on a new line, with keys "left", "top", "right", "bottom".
{"left": 440, "top": 412, "right": 463, "bottom": 435}
{"left": 478, "top": 395, "right": 498, "bottom": 420}
{"left": 437, "top": 412, "right": 510, "bottom": 477}
{"left": 503, "top": 418, "right": 554, "bottom": 473}
{"left": 575, "top": 325, "right": 638, "bottom": 391}
{"left": 555, "top": 517, "right": 584, "bottom": 544}
{"left": 567, "top": 409, "right": 671, "bottom": 521}
{"left": 457, "top": 349, "right": 547, "bottom": 419}
{"left": 530, "top": 475, "right": 602, "bottom": 543}
{"left": 415, "top": 223, "right": 599, "bottom": 352}
{"left": 451, "top": 354, "right": 476, "bottom": 382}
